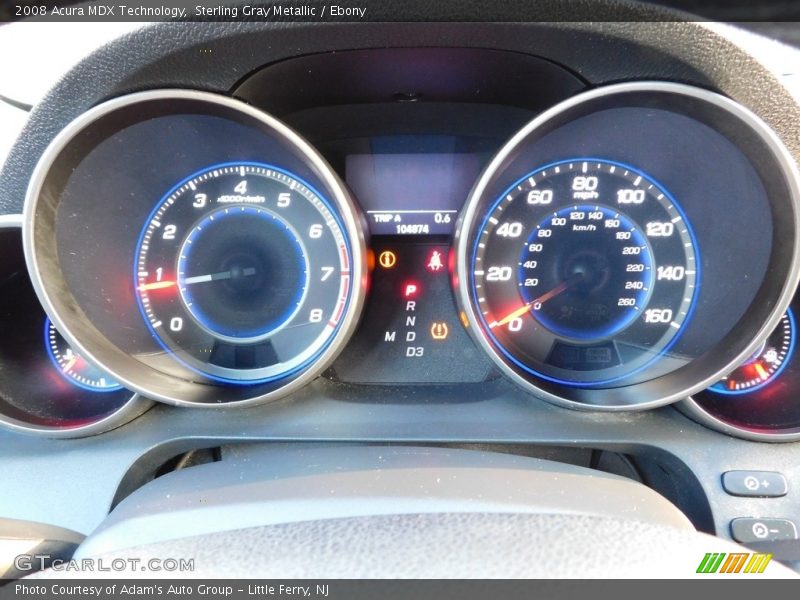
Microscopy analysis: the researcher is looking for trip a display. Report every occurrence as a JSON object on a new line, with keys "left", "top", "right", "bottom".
{"left": 135, "top": 161, "right": 353, "bottom": 385}
{"left": 346, "top": 153, "right": 483, "bottom": 236}
{"left": 469, "top": 158, "right": 698, "bottom": 387}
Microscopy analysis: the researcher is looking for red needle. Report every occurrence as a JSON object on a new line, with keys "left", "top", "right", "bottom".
{"left": 138, "top": 280, "right": 176, "bottom": 292}
{"left": 754, "top": 362, "right": 769, "bottom": 381}
{"left": 489, "top": 274, "right": 583, "bottom": 329}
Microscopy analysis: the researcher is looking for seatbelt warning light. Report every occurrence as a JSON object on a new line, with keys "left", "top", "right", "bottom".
{"left": 427, "top": 250, "right": 444, "bottom": 272}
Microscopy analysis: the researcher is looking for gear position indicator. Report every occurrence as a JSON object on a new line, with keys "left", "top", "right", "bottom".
{"left": 330, "top": 242, "right": 493, "bottom": 384}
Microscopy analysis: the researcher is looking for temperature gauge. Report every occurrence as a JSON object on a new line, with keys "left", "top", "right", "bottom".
{"left": 709, "top": 310, "right": 796, "bottom": 395}
{"left": 44, "top": 318, "right": 123, "bottom": 392}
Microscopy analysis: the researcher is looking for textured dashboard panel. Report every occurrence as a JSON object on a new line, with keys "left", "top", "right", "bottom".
{"left": 3, "top": 14, "right": 800, "bottom": 216}
{"left": 37, "top": 513, "right": 797, "bottom": 578}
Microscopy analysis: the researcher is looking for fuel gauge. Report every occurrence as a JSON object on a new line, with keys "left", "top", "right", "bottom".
{"left": 45, "top": 318, "right": 123, "bottom": 392}
{"left": 709, "top": 310, "right": 795, "bottom": 395}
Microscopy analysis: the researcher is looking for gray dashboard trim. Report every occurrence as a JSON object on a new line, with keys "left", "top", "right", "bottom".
{"left": 75, "top": 445, "right": 693, "bottom": 558}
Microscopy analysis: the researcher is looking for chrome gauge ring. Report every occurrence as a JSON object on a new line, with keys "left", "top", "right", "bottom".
{"left": 455, "top": 82, "right": 800, "bottom": 410}
{"left": 23, "top": 90, "right": 367, "bottom": 407}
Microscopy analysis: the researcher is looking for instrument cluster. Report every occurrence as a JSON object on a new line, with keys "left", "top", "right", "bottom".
{"left": 3, "top": 56, "right": 800, "bottom": 440}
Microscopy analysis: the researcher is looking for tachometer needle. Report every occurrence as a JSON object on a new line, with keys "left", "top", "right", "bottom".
{"left": 61, "top": 356, "right": 78, "bottom": 373}
{"left": 137, "top": 280, "right": 177, "bottom": 292}
{"left": 489, "top": 274, "right": 583, "bottom": 329}
{"left": 183, "top": 267, "right": 257, "bottom": 286}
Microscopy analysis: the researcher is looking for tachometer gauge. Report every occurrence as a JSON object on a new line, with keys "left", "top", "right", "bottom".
{"left": 135, "top": 162, "right": 353, "bottom": 385}
{"left": 24, "top": 90, "right": 367, "bottom": 406}
{"left": 45, "top": 318, "right": 123, "bottom": 392}
{"left": 708, "top": 310, "right": 795, "bottom": 395}
{"left": 469, "top": 158, "right": 698, "bottom": 387}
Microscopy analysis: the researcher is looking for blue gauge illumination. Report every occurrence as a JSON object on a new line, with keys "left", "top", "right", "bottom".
{"left": 518, "top": 204, "right": 655, "bottom": 342}
{"left": 176, "top": 205, "right": 309, "bottom": 343}
{"left": 44, "top": 318, "right": 123, "bottom": 392}
{"left": 470, "top": 158, "right": 699, "bottom": 387}
{"left": 133, "top": 162, "right": 354, "bottom": 386}
{"left": 709, "top": 310, "right": 796, "bottom": 395}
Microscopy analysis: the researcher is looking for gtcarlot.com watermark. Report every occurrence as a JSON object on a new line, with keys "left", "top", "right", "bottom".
{"left": 14, "top": 554, "right": 195, "bottom": 573}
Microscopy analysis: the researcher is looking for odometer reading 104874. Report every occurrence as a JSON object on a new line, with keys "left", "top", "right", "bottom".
{"left": 470, "top": 158, "right": 699, "bottom": 387}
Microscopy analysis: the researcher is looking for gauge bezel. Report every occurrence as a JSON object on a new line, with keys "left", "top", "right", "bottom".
{"left": 454, "top": 81, "right": 800, "bottom": 411}
{"left": 23, "top": 90, "right": 368, "bottom": 408}
{"left": 0, "top": 215, "right": 149, "bottom": 438}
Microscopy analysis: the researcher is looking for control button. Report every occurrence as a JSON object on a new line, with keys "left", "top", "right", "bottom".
{"left": 722, "top": 471, "right": 788, "bottom": 498}
{"left": 730, "top": 518, "right": 798, "bottom": 543}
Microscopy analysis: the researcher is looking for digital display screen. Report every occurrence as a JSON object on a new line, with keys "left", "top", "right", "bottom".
{"left": 346, "top": 153, "right": 483, "bottom": 235}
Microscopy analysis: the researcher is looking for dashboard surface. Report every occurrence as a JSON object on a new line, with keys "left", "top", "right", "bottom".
{"left": 2, "top": 14, "right": 800, "bottom": 569}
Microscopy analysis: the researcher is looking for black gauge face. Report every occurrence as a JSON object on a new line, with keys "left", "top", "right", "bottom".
{"left": 0, "top": 224, "right": 139, "bottom": 434}
{"left": 135, "top": 162, "right": 353, "bottom": 385}
{"left": 45, "top": 318, "right": 123, "bottom": 392}
{"left": 708, "top": 310, "right": 795, "bottom": 395}
{"left": 470, "top": 158, "right": 699, "bottom": 387}
{"left": 691, "top": 307, "right": 800, "bottom": 435}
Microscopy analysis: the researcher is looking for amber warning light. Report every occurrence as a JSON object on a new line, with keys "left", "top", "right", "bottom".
{"left": 431, "top": 322, "right": 449, "bottom": 340}
{"left": 379, "top": 250, "right": 397, "bottom": 269}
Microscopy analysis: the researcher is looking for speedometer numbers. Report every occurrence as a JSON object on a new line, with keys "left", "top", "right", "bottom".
{"left": 135, "top": 162, "right": 353, "bottom": 385}
{"left": 470, "top": 159, "right": 698, "bottom": 387}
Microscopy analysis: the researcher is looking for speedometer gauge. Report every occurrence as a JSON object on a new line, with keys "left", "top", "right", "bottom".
{"left": 135, "top": 162, "right": 352, "bottom": 384}
{"left": 455, "top": 83, "right": 800, "bottom": 411}
{"left": 471, "top": 158, "right": 698, "bottom": 387}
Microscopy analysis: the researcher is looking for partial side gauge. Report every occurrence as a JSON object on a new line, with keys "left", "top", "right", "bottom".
{"left": 0, "top": 219, "right": 148, "bottom": 438}
{"left": 45, "top": 318, "right": 124, "bottom": 392}
{"left": 707, "top": 311, "right": 795, "bottom": 395}
{"left": 681, "top": 308, "right": 800, "bottom": 442}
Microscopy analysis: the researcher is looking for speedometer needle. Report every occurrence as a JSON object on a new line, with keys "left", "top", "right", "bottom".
{"left": 183, "top": 267, "right": 257, "bottom": 286}
{"left": 489, "top": 273, "right": 583, "bottom": 329}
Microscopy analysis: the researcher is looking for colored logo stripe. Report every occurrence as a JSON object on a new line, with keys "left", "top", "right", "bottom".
{"left": 697, "top": 553, "right": 726, "bottom": 573}
{"left": 696, "top": 553, "right": 773, "bottom": 574}
{"left": 744, "top": 553, "right": 773, "bottom": 573}
{"left": 720, "top": 553, "right": 749, "bottom": 573}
